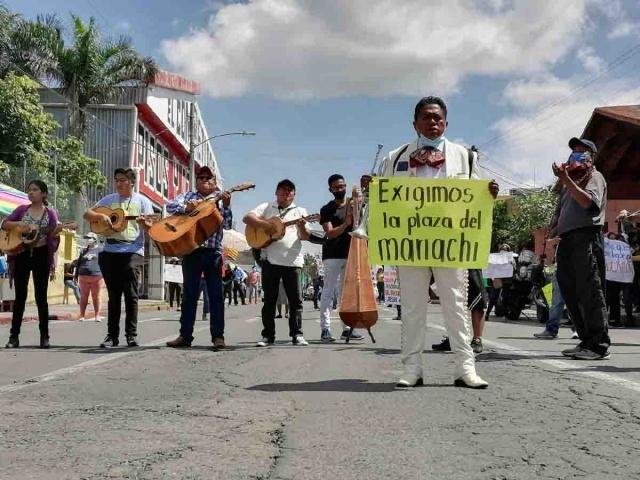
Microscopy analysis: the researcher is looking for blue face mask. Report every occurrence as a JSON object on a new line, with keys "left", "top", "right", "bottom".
{"left": 568, "top": 151, "right": 590, "bottom": 164}
{"left": 417, "top": 134, "right": 445, "bottom": 151}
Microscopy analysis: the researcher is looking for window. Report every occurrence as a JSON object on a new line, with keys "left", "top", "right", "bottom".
{"left": 162, "top": 148, "right": 169, "bottom": 198}
{"left": 172, "top": 158, "right": 179, "bottom": 189}
{"left": 155, "top": 142, "right": 163, "bottom": 192}
{"left": 137, "top": 125, "right": 144, "bottom": 168}
{"left": 148, "top": 137, "right": 155, "bottom": 187}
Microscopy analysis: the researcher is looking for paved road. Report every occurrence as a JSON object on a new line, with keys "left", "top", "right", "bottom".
{"left": 1, "top": 302, "right": 639, "bottom": 479}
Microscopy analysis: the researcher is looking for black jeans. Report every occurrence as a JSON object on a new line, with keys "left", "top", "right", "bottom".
{"left": 261, "top": 261, "right": 303, "bottom": 341}
{"left": 556, "top": 227, "right": 610, "bottom": 355}
{"left": 99, "top": 251, "right": 141, "bottom": 340}
{"left": 179, "top": 248, "right": 224, "bottom": 342}
{"left": 168, "top": 282, "right": 181, "bottom": 308}
{"left": 233, "top": 281, "right": 246, "bottom": 305}
{"left": 605, "top": 280, "right": 633, "bottom": 324}
{"left": 11, "top": 246, "right": 50, "bottom": 338}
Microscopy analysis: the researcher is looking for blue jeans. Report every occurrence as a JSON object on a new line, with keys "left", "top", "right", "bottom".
{"left": 64, "top": 279, "right": 80, "bottom": 303}
{"left": 179, "top": 248, "right": 224, "bottom": 341}
{"left": 546, "top": 274, "right": 565, "bottom": 335}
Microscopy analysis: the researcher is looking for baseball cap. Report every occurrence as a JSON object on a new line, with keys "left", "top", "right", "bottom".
{"left": 196, "top": 166, "right": 215, "bottom": 178}
{"left": 568, "top": 137, "right": 597, "bottom": 153}
{"left": 83, "top": 232, "right": 98, "bottom": 240}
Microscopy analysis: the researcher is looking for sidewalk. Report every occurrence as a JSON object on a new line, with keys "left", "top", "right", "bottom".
{"left": 0, "top": 299, "right": 169, "bottom": 325}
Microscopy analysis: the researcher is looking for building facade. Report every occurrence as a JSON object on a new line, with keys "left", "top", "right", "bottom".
{"left": 40, "top": 71, "right": 220, "bottom": 299}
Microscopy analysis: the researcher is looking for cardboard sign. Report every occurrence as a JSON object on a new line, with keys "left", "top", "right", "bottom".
{"left": 369, "top": 178, "right": 494, "bottom": 268}
{"left": 482, "top": 252, "right": 515, "bottom": 279}
{"left": 604, "top": 238, "right": 634, "bottom": 283}
{"left": 383, "top": 268, "right": 401, "bottom": 305}
{"left": 163, "top": 263, "right": 183, "bottom": 284}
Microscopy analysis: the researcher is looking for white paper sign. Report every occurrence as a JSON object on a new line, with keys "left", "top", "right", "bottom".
{"left": 383, "top": 268, "right": 401, "bottom": 305}
{"left": 163, "top": 263, "right": 183, "bottom": 284}
{"left": 482, "top": 252, "right": 515, "bottom": 279}
{"left": 604, "top": 238, "right": 634, "bottom": 283}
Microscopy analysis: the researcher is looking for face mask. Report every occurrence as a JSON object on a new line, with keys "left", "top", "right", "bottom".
{"left": 567, "top": 151, "right": 590, "bottom": 164}
{"left": 417, "top": 134, "right": 445, "bottom": 151}
{"left": 332, "top": 190, "right": 346, "bottom": 201}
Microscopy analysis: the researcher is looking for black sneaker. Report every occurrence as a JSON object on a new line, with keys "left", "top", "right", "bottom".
{"left": 432, "top": 337, "right": 451, "bottom": 351}
{"left": 126, "top": 336, "right": 139, "bottom": 347}
{"left": 39, "top": 336, "right": 50, "bottom": 349}
{"left": 100, "top": 335, "right": 119, "bottom": 348}
{"left": 5, "top": 336, "right": 19, "bottom": 348}
{"left": 340, "top": 330, "right": 364, "bottom": 340}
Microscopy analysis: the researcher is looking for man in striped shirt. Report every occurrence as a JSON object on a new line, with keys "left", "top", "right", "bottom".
{"left": 165, "top": 166, "right": 232, "bottom": 349}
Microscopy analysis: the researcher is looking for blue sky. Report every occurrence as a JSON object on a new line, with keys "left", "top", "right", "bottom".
{"left": 6, "top": 0, "right": 640, "bottom": 223}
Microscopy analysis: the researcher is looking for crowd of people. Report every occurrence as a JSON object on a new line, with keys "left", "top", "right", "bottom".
{"left": 2, "top": 95, "right": 638, "bottom": 390}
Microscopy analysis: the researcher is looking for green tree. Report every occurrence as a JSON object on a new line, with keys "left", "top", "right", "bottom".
{"left": 0, "top": 72, "right": 105, "bottom": 216}
{"left": 9, "top": 14, "right": 157, "bottom": 137}
{"left": 491, "top": 188, "right": 558, "bottom": 249}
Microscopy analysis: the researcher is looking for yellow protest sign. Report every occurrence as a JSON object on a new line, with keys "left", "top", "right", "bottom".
{"left": 368, "top": 178, "right": 494, "bottom": 268}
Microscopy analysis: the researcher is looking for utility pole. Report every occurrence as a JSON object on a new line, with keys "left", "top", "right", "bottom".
{"left": 53, "top": 150, "right": 58, "bottom": 209}
{"left": 188, "top": 103, "right": 195, "bottom": 189}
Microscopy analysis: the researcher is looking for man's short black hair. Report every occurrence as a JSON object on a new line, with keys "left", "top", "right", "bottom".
{"left": 276, "top": 179, "right": 296, "bottom": 191}
{"left": 114, "top": 167, "right": 136, "bottom": 184}
{"left": 327, "top": 174, "right": 344, "bottom": 186}
{"left": 414, "top": 96, "right": 448, "bottom": 120}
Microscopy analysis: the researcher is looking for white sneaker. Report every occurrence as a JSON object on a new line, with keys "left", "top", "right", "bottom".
{"left": 396, "top": 373, "right": 424, "bottom": 388}
{"left": 292, "top": 335, "right": 308, "bottom": 346}
{"left": 454, "top": 373, "right": 489, "bottom": 389}
{"left": 94, "top": 316, "right": 102, "bottom": 322}
{"left": 79, "top": 317, "right": 86, "bottom": 322}
{"left": 256, "top": 337, "right": 274, "bottom": 347}
{"left": 571, "top": 331, "right": 579, "bottom": 339}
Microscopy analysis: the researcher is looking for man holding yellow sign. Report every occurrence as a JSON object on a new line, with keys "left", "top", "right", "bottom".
{"left": 371, "top": 96, "right": 498, "bottom": 389}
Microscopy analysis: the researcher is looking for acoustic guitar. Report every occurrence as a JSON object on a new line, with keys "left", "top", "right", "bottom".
{"left": 149, "top": 182, "right": 255, "bottom": 257}
{"left": 0, "top": 221, "right": 77, "bottom": 255}
{"left": 245, "top": 213, "right": 320, "bottom": 249}
{"left": 89, "top": 206, "right": 160, "bottom": 236}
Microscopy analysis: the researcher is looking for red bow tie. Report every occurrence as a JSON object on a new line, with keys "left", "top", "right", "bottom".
{"left": 408, "top": 146, "right": 445, "bottom": 169}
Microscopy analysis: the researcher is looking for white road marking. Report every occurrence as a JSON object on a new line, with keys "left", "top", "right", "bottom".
{"left": 0, "top": 325, "right": 210, "bottom": 395}
{"left": 431, "top": 324, "right": 640, "bottom": 394}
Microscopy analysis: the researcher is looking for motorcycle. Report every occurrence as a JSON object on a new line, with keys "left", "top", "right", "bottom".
{"left": 499, "top": 252, "right": 550, "bottom": 322}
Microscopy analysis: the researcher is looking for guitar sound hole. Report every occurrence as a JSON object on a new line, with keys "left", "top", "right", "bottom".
{"left": 110, "top": 215, "right": 118, "bottom": 223}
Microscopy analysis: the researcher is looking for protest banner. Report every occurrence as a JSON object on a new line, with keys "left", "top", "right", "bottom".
{"left": 163, "top": 263, "right": 183, "bottom": 284}
{"left": 368, "top": 178, "right": 494, "bottom": 268}
{"left": 383, "top": 267, "right": 401, "bottom": 305}
{"left": 604, "top": 238, "right": 634, "bottom": 283}
{"left": 482, "top": 252, "right": 515, "bottom": 279}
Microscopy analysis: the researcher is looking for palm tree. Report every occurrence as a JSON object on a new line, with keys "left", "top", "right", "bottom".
{"left": 0, "top": 3, "right": 21, "bottom": 76}
{"left": 9, "top": 14, "right": 157, "bottom": 137}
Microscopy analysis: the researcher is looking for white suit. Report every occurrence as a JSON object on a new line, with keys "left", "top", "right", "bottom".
{"left": 381, "top": 138, "right": 480, "bottom": 379}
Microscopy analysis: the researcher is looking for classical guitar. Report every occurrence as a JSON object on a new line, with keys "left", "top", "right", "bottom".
{"left": 245, "top": 213, "right": 320, "bottom": 249}
{"left": 0, "top": 221, "right": 77, "bottom": 255}
{"left": 149, "top": 182, "right": 256, "bottom": 257}
{"left": 89, "top": 206, "right": 160, "bottom": 236}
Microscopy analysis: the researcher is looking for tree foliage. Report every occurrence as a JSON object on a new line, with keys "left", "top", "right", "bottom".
{"left": 0, "top": 72, "right": 105, "bottom": 213}
{"left": 491, "top": 189, "right": 558, "bottom": 250}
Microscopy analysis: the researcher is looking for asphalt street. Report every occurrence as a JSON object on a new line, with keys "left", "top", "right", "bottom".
{"left": 1, "top": 301, "right": 639, "bottom": 480}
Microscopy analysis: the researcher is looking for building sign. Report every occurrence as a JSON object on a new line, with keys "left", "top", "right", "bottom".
{"left": 151, "top": 71, "right": 201, "bottom": 95}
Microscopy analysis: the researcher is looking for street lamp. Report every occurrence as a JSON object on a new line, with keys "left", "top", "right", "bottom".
{"left": 188, "top": 130, "right": 256, "bottom": 187}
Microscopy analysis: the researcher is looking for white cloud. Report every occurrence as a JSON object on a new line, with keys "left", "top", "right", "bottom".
{"left": 591, "top": 0, "right": 640, "bottom": 39}
{"left": 480, "top": 77, "right": 640, "bottom": 189}
{"left": 502, "top": 76, "right": 575, "bottom": 110}
{"left": 576, "top": 46, "right": 606, "bottom": 74}
{"left": 608, "top": 21, "right": 640, "bottom": 39}
{"left": 161, "top": 0, "right": 590, "bottom": 100}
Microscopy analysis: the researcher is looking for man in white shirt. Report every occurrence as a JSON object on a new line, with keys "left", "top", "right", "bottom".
{"left": 379, "top": 96, "right": 499, "bottom": 389}
{"left": 243, "top": 179, "right": 312, "bottom": 346}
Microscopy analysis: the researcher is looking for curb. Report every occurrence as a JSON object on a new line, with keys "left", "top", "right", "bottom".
{"left": 0, "top": 302, "right": 169, "bottom": 325}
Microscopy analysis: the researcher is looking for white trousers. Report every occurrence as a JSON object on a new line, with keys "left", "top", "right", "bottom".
{"left": 319, "top": 258, "right": 347, "bottom": 331}
{"left": 398, "top": 266, "right": 476, "bottom": 379}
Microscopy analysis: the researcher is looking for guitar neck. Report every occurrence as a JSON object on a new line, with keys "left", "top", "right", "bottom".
{"left": 282, "top": 215, "right": 318, "bottom": 227}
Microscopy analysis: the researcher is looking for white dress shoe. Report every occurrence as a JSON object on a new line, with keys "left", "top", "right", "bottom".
{"left": 396, "top": 373, "right": 424, "bottom": 388}
{"left": 454, "top": 373, "right": 488, "bottom": 389}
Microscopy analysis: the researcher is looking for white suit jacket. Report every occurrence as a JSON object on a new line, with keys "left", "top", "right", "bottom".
{"left": 381, "top": 139, "right": 481, "bottom": 180}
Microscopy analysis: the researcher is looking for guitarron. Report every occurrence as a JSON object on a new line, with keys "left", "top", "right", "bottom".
{"left": 149, "top": 182, "right": 255, "bottom": 257}
{"left": 339, "top": 191, "right": 379, "bottom": 342}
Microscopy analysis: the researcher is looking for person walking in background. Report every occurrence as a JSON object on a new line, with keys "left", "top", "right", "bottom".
{"left": 247, "top": 266, "right": 261, "bottom": 304}
{"left": 276, "top": 280, "right": 289, "bottom": 319}
{"left": 222, "top": 266, "right": 233, "bottom": 306}
{"left": 376, "top": 267, "right": 385, "bottom": 303}
{"left": 232, "top": 265, "right": 247, "bottom": 305}
{"left": 166, "top": 257, "right": 182, "bottom": 311}
{"left": 76, "top": 232, "right": 104, "bottom": 322}
{"left": 2, "top": 180, "right": 62, "bottom": 349}
{"left": 63, "top": 260, "right": 81, "bottom": 303}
